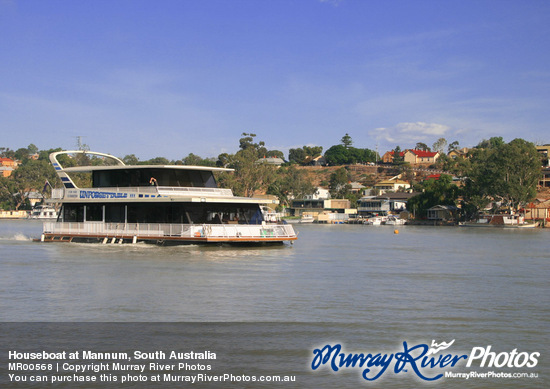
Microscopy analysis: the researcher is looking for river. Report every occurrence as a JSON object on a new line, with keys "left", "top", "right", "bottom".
{"left": 0, "top": 220, "right": 548, "bottom": 388}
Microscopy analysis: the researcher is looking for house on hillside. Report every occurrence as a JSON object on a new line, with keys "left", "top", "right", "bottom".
{"left": 256, "top": 157, "right": 285, "bottom": 166}
{"left": 381, "top": 150, "right": 405, "bottom": 164}
{"left": 373, "top": 179, "right": 411, "bottom": 194}
{"left": 404, "top": 149, "right": 440, "bottom": 165}
{"left": 0, "top": 157, "right": 16, "bottom": 167}
{"left": 448, "top": 147, "right": 469, "bottom": 159}
{"left": 0, "top": 166, "right": 13, "bottom": 177}
{"left": 349, "top": 182, "right": 365, "bottom": 194}
{"left": 303, "top": 187, "right": 330, "bottom": 200}
{"left": 309, "top": 155, "right": 327, "bottom": 166}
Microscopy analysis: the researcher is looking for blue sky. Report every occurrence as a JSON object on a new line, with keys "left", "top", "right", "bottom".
{"left": 1, "top": 0, "right": 549, "bottom": 160}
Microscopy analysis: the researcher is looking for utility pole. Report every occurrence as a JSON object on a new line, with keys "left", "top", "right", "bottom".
{"left": 76, "top": 136, "right": 89, "bottom": 151}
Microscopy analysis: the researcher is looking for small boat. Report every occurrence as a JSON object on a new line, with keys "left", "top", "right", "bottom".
{"left": 364, "top": 216, "right": 385, "bottom": 226}
{"left": 300, "top": 215, "right": 315, "bottom": 223}
{"left": 385, "top": 216, "right": 406, "bottom": 225}
{"left": 28, "top": 204, "right": 58, "bottom": 220}
{"left": 459, "top": 214, "right": 537, "bottom": 228}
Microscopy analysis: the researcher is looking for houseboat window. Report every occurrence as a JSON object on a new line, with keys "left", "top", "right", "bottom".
{"left": 93, "top": 168, "right": 217, "bottom": 188}
{"left": 63, "top": 204, "right": 84, "bottom": 222}
{"left": 85, "top": 205, "right": 103, "bottom": 222}
{"left": 124, "top": 203, "right": 262, "bottom": 224}
{"left": 105, "top": 204, "right": 125, "bottom": 223}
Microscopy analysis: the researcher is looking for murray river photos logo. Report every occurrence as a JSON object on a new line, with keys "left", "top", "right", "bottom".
{"left": 311, "top": 340, "right": 540, "bottom": 382}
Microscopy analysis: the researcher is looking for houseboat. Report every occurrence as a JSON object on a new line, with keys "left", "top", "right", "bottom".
{"left": 38, "top": 150, "right": 297, "bottom": 245}
{"left": 29, "top": 204, "right": 59, "bottom": 220}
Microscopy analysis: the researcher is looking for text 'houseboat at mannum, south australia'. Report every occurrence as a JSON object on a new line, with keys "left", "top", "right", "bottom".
{"left": 37, "top": 150, "right": 297, "bottom": 245}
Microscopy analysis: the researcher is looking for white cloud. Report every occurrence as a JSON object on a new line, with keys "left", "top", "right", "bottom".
{"left": 397, "top": 122, "right": 450, "bottom": 136}
{"left": 369, "top": 122, "right": 451, "bottom": 148}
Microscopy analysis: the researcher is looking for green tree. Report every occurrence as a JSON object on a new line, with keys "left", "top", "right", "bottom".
{"left": 182, "top": 153, "right": 216, "bottom": 167}
{"left": 432, "top": 138, "right": 448, "bottom": 154}
{"left": 216, "top": 134, "right": 277, "bottom": 197}
{"left": 143, "top": 157, "right": 171, "bottom": 165}
{"left": 288, "top": 148, "right": 307, "bottom": 164}
{"left": 288, "top": 146, "right": 323, "bottom": 165}
{"left": 475, "top": 136, "right": 505, "bottom": 149}
{"left": 123, "top": 154, "right": 140, "bottom": 165}
{"left": 341, "top": 133, "right": 353, "bottom": 148}
{"left": 464, "top": 138, "right": 540, "bottom": 212}
{"left": 329, "top": 167, "right": 351, "bottom": 198}
{"left": 392, "top": 146, "right": 404, "bottom": 164}
{"left": 267, "top": 166, "right": 316, "bottom": 208}
{"left": 447, "top": 140, "right": 460, "bottom": 153}
{"left": 407, "top": 174, "right": 459, "bottom": 218}
{"left": 324, "top": 145, "right": 376, "bottom": 165}
{"left": 415, "top": 142, "right": 430, "bottom": 151}
{"left": 1, "top": 159, "right": 58, "bottom": 209}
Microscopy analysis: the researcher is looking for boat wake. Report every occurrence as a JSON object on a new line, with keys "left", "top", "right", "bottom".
{"left": 0, "top": 233, "right": 33, "bottom": 242}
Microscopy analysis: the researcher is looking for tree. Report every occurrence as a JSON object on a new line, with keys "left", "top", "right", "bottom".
{"left": 182, "top": 153, "right": 216, "bottom": 167}
{"left": 143, "top": 157, "right": 171, "bottom": 165}
{"left": 341, "top": 133, "right": 353, "bottom": 149}
{"left": 288, "top": 146, "right": 323, "bottom": 165}
{"left": 324, "top": 145, "right": 349, "bottom": 165}
{"left": 464, "top": 138, "right": 540, "bottom": 212}
{"left": 407, "top": 174, "right": 459, "bottom": 218}
{"left": 324, "top": 144, "right": 376, "bottom": 165}
{"left": 216, "top": 134, "right": 278, "bottom": 197}
{"left": 475, "top": 136, "right": 504, "bottom": 149}
{"left": 329, "top": 167, "right": 351, "bottom": 198}
{"left": 266, "top": 150, "right": 284, "bottom": 159}
{"left": 27, "top": 144, "right": 39, "bottom": 155}
{"left": 267, "top": 166, "right": 316, "bottom": 208}
{"left": 288, "top": 148, "right": 307, "bottom": 164}
{"left": 447, "top": 141, "right": 460, "bottom": 153}
{"left": 0, "top": 159, "right": 58, "bottom": 209}
{"left": 415, "top": 142, "right": 430, "bottom": 151}
{"left": 393, "top": 146, "right": 404, "bottom": 163}
{"left": 123, "top": 154, "right": 139, "bottom": 165}
{"left": 432, "top": 138, "right": 448, "bottom": 154}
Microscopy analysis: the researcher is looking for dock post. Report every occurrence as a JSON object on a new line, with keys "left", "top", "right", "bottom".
{"left": 132, "top": 236, "right": 137, "bottom": 244}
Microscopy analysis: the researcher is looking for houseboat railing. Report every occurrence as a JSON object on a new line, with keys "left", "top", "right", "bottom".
{"left": 43, "top": 222, "right": 296, "bottom": 240}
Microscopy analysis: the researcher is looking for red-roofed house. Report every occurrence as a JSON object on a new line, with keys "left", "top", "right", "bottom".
{"left": 404, "top": 149, "right": 440, "bottom": 165}
{"left": 425, "top": 174, "right": 441, "bottom": 180}
{"left": 381, "top": 150, "right": 405, "bottom": 163}
{"left": 0, "top": 158, "right": 16, "bottom": 167}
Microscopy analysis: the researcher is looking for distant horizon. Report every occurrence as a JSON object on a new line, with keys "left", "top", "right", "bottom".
{"left": 1, "top": 133, "right": 548, "bottom": 162}
{"left": 2, "top": 1, "right": 549, "bottom": 161}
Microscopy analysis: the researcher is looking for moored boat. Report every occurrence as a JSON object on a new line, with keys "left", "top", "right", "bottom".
{"left": 300, "top": 215, "right": 315, "bottom": 223}
{"left": 459, "top": 214, "right": 538, "bottom": 228}
{"left": 28, "top": 204, "right": 59, "bottom": 220}
{"left": 385, "top": 215, "right": 406, "bottom": 225}
{"left": 37, "top": 150, "right": 297, "bottom": 245}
